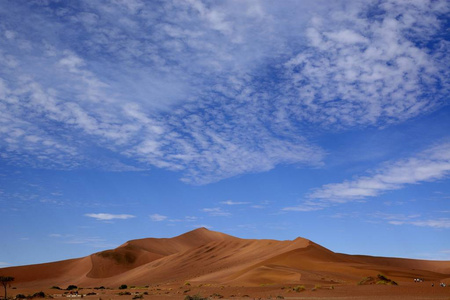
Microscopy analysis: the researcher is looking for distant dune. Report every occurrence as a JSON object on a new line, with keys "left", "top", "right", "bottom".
{"left": 2, "top": 228, "right": 449, "bottom": 291}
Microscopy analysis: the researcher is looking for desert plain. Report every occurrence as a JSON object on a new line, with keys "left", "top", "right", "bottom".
{"left": 2, "top": 228, "right": 449, "bottom": 299}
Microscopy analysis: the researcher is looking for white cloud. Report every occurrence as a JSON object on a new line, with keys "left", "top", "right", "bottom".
{"left": 84, "top": 213, "right": 135, "bottom": 221}
{"left": 149, "top": 214, "right": 168, "bottom": 222}
{"left": 63, "top": 237, "right": 117, "bottom": 248}
{"left": 251, "top": 200, "right": 271, "bottom": 209}
{"left": 283, "top": 141, "right": 450, "bottom": 212}
{"left": 0, "top": 262, "right": 10, "bottom": 267}
{"left": 168, "top": 216, "right": 198, "bottom": 222}
{"left": 282, "top": 200, "right": 329, "bottom": 212}
{"left": 373, "top": 213, "right": 450, "bottom": 229}
{"left": 0, "top": 0, "right": 447, "bottom": 184}
{"left": 393, "top": 219, "right": 450, "bottom": 229}
{"left": 202, "top": 207, "right": 231, "bottom": 217}
{"left": 251, "top": 205, "right": 265, "bottom": 209}
{"left": 220, "top": 200, "right": 250, "bottom": 205}
{"left": 309, "top": 141, "right": 450, "bottom": 202}
{"left": 282, "top": 0, "right": 449, "bottom": 128}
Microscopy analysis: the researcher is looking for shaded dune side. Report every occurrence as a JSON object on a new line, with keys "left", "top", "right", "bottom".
{"left": 87, "top": 227, "right": 232, "bottom": 279}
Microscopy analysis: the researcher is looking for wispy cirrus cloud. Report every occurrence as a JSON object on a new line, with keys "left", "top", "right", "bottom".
{"left": 0, "top": 262, "right": 11, "bottom": 267}
{"left": 64, "top": 237, "right": 117, "bottom": 248}
{"left": 373, "top": 213, "right": 450, "bottom": 229}
{"left": 0, "top": 0, "right": 448, "bottom": 184}
{"left": 282, "top": 200, "right": 328, "bottom": 212}
{"left": 202, "top": 207, "right": 231, "bottom": 217}
{"left": 220, "top": 200, "right": 250, "bottom": 205}
{"left": 149, "top": 214, "right": 168, "bottom": 222}
{"left": 399, "top": 219, "right": 450, "bottom": 229}
{"left": 284, "top": 141, "right": 450, "bottom": 211}
{"left": 310, "top": 141, "right": 450, "bottom": 202}
{"left": 84, "top": 213, "right": 135, "bottom": 221}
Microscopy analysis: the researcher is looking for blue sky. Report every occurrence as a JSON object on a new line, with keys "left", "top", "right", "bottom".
{"left": 1, "top": 0, "right": 449, "bottom": 267}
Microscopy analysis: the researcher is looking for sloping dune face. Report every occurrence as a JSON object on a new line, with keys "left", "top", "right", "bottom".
{"left": 0, "top": 257, "right": 92, "bottom": 288}
{"left": 86, "top": 227, "right": 231, "bottom": 279}
{"left": 1, "top": 228, "right": 449, "bottom": 288}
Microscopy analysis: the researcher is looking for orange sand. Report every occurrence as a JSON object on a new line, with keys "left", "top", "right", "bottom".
{"left": 1, "top": 228, "right": 449, "bottom": 299}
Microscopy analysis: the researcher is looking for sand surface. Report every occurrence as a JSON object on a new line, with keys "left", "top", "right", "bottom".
{"left": 1, "top": 228, "right": 449, "bottom": 299}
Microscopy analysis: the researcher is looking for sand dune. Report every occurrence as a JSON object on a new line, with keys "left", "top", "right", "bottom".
{"left": 1, "top": 228, "right": 449, "bottom": 291}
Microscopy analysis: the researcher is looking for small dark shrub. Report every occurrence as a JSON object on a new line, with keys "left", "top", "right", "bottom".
{"left": 293, "top": 285, "right": 305, "bottom": 292}
{"left": 32, "top": 292, "right": 46, "bottom": 298}
{"left": 118, "top": 285, "right": 127, "bottom": 290}
{"left": 118, "top": 292, "right": 131, "bottom": 296}
{"left": 184, "top": 295, "right": 208, "bottom": 300}
{"left": 50, "top": 286, "right": 61, "bottom": 290}
{"left": 66, "top": 285, "right": 78, "bottom": 291}
{"left": 132, "top": 294, "right": 143, "bottom": 299}
{"left": 15, "top": 294, "right": 26, "bottom": 299}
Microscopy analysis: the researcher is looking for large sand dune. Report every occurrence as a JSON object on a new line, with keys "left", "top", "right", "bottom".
{"left": 1, "top": 228, "right": 449, "bottom": 298}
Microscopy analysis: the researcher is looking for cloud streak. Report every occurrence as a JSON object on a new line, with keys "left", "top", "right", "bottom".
{"left": 220, "top": 200, "right": 250, "bottom": 205}
{"left": 284, "top": 141, "right": 450, "bottom": 211}
{"left": 374, "top": 213, "right": 450, "bottom": 229}
{"left": 84, "top": 213, "right": 136, "bottom": 221}
{"left": 202, "top": 207, "right": 231, "bottom": 217}
{"left": 149, "top": 214, "right": 168, "bottom": 222}
{"left": 310, "top": 142, "right": 450, "bottom": 202}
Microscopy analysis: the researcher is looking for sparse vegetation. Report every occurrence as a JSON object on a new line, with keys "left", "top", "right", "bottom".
{"left": 13, "top": 292, "right": 49, "bottom": 299}
{"left": 358, "top": 274, "right": 398, "bottom": 286}
{"left": 117, "top": 292, "right": 131, "bottom": 296}
{"left": 131, "top": 294, "right": 143, "bottom": 299}
{"left": 293, "top": 285, "right": 306, "bottom": 292}
{"left": 66, "top": 285, "right": 78, "bottom": 291}
{"left": 118, "top": 285, "right": 128, "bottom": 290}
{"left": 50, "top": 286, "right": 61, "bottom": 290}
{"left": 184, "top": 295, "right": 208, "bottom": 300}
{"left": 0, "top": 276, "right": 15, "bottom": 300}
{"left": 31, "top": 292, "right": 46, "bottom": 298}
{"left": 376, "top": 274, "right": 398, "bottom": 285}
{"left": 358, "top": 277, "right": 371, "bottom": 285}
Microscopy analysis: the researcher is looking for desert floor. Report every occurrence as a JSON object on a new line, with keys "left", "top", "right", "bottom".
{"left": 9, "top": 281, "right": 450, "bottom": 300}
